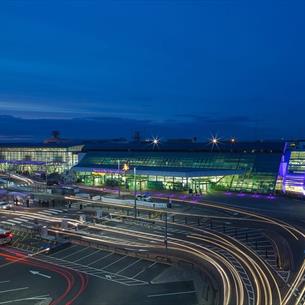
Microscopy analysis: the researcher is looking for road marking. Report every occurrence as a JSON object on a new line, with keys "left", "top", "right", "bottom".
{"left": 132, "top": 265, "right": 150, "bottom": 279}
{"left": 50, "top": 244, "right": 79, "bottom": 256}
{"left": 72, "top": 249, "right": 101, "bottom": 263}
{"left": 102, "top": 255, "right": 127, "bottom": 269}
{"left": 30, "top": 270, "right": 52, "bottom": 279}
{"left": 37, "top": 211, "right": 53, "bottom": 216}
{"left": 13, "top": 218, "right": 29, "bottom": 222}
{"left": 48, "top": 209, "right": 63, "bottom": 213}
{"left": 0, "top": 221, "right": 15, "bottom": 226}
{"left": 19, "top": 215, "right": 35, "bottom": 219}
{"left": 4, "top": 219, "right": 22, "bottom": 224}
{"left": 0, "top": 281, "right": 10, "bottom": 284}
{"left": 36, "top": 254, "right": 147, "bottom": 286}
{"left": 0, "top": 294, "right": 49, "bottom": 304}
{"left": 148, "top": 290, "right": 197, "bottom": 298}
{"left": 88, "top": 252, "right": 114, "bottom": 266}
{"left": 147, "top": 261, "right": 158, "bottom": 268}
{"left": 117, "top": 259, "right": 142, "bottom": 274}
{"left": 0, "top": 287, "right": 29, "bottom": 294}
{"left": 42, "top": 211, "right": 59, "bottom": 215}
{"left": 61, "top": 246, "right": 89, "bottom": 259}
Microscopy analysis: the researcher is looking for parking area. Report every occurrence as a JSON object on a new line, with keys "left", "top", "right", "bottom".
{"left": 0, "top": 249, "right": 63, "bottom": 305}
{"left": 36, "top": 244, "right": 198, "bottom": 305}
{"left": 40, "top": 244, "right": 169, "bottom": 285}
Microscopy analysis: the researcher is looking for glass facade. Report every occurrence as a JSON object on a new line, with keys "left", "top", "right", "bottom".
{"left": 74, "top": 151, "right": 282, "bottom": 194}
{"left": 0, "top": 140, "right": 303, "bottom": 197}
{"left": 0, "top": 144, "right": 83, "bottom": 174}
{"left": 278, "top": 142, "right": 305, "bottom": 196}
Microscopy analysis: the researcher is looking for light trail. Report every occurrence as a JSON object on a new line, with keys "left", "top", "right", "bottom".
{"left": 281, "top": 260, "right": 305, "bottom": 305}
{"left": 0, "top": 207, "right": 282, "bottom": 305}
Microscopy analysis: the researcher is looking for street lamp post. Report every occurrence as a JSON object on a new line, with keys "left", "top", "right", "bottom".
{"left": 164, "top": 212, "right": 168, "bottom": 248}
{"left": 134, "top": 167, "right": 137, "bottom": 219}
{"left": 118, "top": 160, "right": 121, "bottom": 197}
{"left": 45, "top": 160, "right": 48, "bottom": 193}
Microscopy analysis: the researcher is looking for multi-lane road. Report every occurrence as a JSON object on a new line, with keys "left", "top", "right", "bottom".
{"left": 1, "top": 174, "right": 305, "bottom": 305}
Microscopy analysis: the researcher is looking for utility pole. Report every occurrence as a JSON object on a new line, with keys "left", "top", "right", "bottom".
{"left": 164, "top": 212, "right": 168, "bottom": 248}
{"left": 117, "top": 160, "right": 120, "bottom": 196}
{"left": 134, "top": 167, "right": 137, "bottom": 219}
{"left": 45, "top": 160, "right": 48, "bottom": 192}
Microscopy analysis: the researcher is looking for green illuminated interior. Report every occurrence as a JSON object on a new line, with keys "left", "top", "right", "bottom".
{"left": 75, "top": 151, "right": 281, "bottom": 194}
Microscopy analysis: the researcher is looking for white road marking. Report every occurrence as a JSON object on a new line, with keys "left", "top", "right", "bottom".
{"left": 4, "top": 219, "right": 22, "bottom": 224}
{"left": 117, "top": 259, "right": 142, "bottom": 274}
{"left": 61, "top": 247, "right": 89, "bottom": 259}
{"left": 18, "top": 216, "right": 35, "bottom": 220}
{"left": 103, "top": 256, "right": 127, "bottom": 269}
{"left": 72, "top": 249, "right": 101, "bottom": 263}
{"left": 88, "top": 252, "right": 114, "bottom": 266}
{"left": 37, "top": 211, "right": 53, "bottom": 216}
{"left": 0, "top": 294, "right": 49, "bottom": 304}
{"left": 0, "top": 221, "right": 15, "bottom": 226}
{"left": 0, "top": 287, "right": 29, "bottom": 294}
{"left": 47, "top": 209, "right": 63, "bottom": 213}
{"left": 49, "top": 244, "right": 79, "bottom": 256}
{"left": 13, "top": 218, "right": 29, "bottom": 222}
{"left": 30, "top": 270, "right": 52, "bottom": 279}
{"left": 147, "top": 261, "right": 158, "bottom": 269}
{"left": 0, "top": 281, "right": 10, "bottom": 284}
{"left": 148, "top": 290, "right": 197, "bottom": 298}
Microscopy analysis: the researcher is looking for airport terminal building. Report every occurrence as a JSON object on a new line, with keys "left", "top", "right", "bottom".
{"left": 0, "top": 139, "right": 304, "bottom": 198}
{"left": 73, "top": 140, "right": 305, "bottom": 198}
{"left": 0, "top": 143, "right": 83, "bottom": 174}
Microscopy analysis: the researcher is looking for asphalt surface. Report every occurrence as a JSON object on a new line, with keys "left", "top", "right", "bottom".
{"left": 0, "top": 243, "right": 198, "bottom": 305}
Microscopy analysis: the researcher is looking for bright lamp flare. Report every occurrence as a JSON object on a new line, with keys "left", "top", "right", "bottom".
{"left": 123, "top": 163, "right": 129, "bottom": 171}
{"left": 151, "top": 137, "right": 160, "bottom": 148}
{"left": 210, "top": 136, "right": 219, "bottom": 145}
{"left": 152, "top": 137, "right": 160, "bottom": 145}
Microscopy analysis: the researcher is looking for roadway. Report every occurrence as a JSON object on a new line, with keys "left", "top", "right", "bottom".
{"left": 2, "top": 173, "right": 305, "bottom": 305}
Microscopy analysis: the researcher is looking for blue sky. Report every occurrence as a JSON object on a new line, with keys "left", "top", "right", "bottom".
{"left": 0, "top": 0, "right": 304, "bottom": 141}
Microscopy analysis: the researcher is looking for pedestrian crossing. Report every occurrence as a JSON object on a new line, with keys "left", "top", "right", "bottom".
{"left": 0, "top": 209, "right": 65, "bottom": 227}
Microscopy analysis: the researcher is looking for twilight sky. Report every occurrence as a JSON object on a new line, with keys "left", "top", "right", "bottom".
{"left": 0, "top": 0, "right": 304, "bottom": 141}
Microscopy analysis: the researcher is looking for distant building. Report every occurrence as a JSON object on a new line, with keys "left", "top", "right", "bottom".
{"left": 72, "top": 140, "right": 287, "bottom": 195}
{"left": 0, "top": 138, "right": 304, "bottom": 198}
{"left": 0, "top": 143, "right": 83, "bottom": 174}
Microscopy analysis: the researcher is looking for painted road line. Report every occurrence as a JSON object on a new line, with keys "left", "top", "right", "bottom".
{"left": 61, "top": 246, "right": 89, "bottom": 259}
{"left": 0, "top": 221, "right": 15, "bottom": 226}
{"left": 30, "top": 270, "right": 52, "bottom": 279}
{"left": 117, "top": 259, "right": 142, "bottom": 274}
{"left": 0, "top": 287, "right": 29, "bottom": 294}
{"left": 37, "top": 211, "right": 53, "bottom": 216}
{"left": 4, "top": 219, "right": 22, "bottom": 224}
{"left": 147, "top": 261, "right": 158, "bottom": 269}
{"left": 47, "top": 209, "right": 63, "bottom": 213}
{"left": 102, "top": 256, "right": 127, "bottom": 269}
{"left": 148, "top": 290, "right": 197, "bottom": 298}
{"left": 41, "top": 211, "right": 59, "bottom": 215}
{"left": 0, "top": 295, "right": 50, "bottom": 304}
{"left": 13, "top": 218, "right": 29, "bottom": 222}
{"left": 72, "top": 249, "right": 101, "bottom": 263}
{"left": 0, "top": 281, "right": 10, "bottom": 284}
{"left": 49, "top": 244, "right": 79, "bottom": 256}
{"left": 88, "top": 252, "right": 114, "bottom": 266}
{"left": 132, "top": 266, "right": 149, "bottom": 279}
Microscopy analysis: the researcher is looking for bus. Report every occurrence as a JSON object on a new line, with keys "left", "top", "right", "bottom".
{"left": 0, "top": 228, "right": 13, "bottom": 245}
